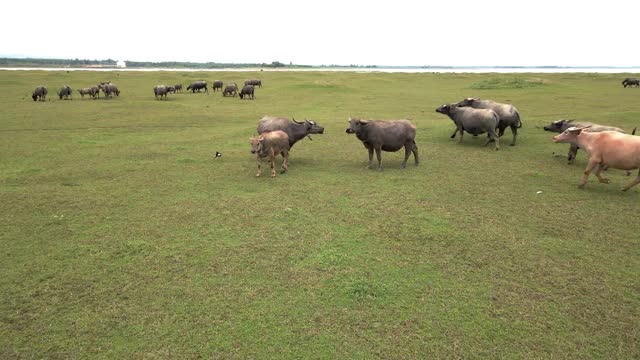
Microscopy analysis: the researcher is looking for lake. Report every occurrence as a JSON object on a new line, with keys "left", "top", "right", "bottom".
{"left": 2, "top": 67, "right": 640, "bottom": 73}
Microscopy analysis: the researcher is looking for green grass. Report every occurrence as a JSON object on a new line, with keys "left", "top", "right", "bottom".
{"left": 470, "top": 76, "right": 546, "bottom": 89}
{"left": 1, "top": 70, "right": 640, "bottom": 358}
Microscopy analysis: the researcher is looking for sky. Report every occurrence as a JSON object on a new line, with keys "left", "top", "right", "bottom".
{"left": 2, "top": 0, "right": 639, "bottom": 67}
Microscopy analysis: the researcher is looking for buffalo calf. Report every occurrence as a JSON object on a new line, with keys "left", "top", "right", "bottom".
{"left": 250, "top": 130, "right": 290, "bottom": 177}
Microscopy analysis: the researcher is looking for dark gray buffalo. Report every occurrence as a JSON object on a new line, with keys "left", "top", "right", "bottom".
{"left": 187, "top": 81, "right": 208, "bottom": 93}
{"left": 239, "top": 85, "right": 255, "bottom": 100}
{"left": 622, "top": 78, "right": 640, "bottom": 88}
{"left": 456, "top": 97, "right": 521, "bottom": 146}
{"left": 32, "top": 86, "right": 48, "bottom": 101}
{"left": 244, "top": 79, "right": 262, "bottom": 88}
{"left": 223, "top": 82, "right": 238, "bottom": 97}
{"left": 257, "top": 116, "right": 325, "bottom": 149}
{"left": 436, "top": 104, "right": 500, "bottom": 150}
{"left": 154, "top": 85, "right": 170, "bottom": 100}
{"left": 543, "top": 119, "right": 636, "bottom": 164}
{"left": 345, "top": 117, "right": 419, "bottom": 171}
{"left": 57, "top": 85, "right": 72, "bottom": 100}
{"left": 99, "top": 83, "right": 120, "bottom": 98}
{"left": 174, "top": 84, "right": 183, "bottom": 93}
{"left": 212, "top": 80, "right": 223, "bottom": 92}
{"left": 222, "top": 82, "right": 238, "bottom": 96}
{"left": 78, "top": 86, "right": 99, "bottom": 99}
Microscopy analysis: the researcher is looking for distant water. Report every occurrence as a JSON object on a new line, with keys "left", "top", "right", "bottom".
{"left": 1, "top": 67, "right": 639, "bottom": 73}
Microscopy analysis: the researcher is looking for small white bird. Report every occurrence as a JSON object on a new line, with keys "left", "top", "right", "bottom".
{"left": 214, "top": 151, "right": 222, "bottom": 158}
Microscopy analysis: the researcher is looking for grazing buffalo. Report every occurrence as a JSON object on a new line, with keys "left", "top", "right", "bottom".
{"left": 78, "top": 87, "right": 98, "bottom": 99}
{"left": 244, "top": 79, "right": 262, "bottom": 88}
{"left": 257, "top": 116, "right": 325, "bottom": 149}
{"left": 212, "top": 80, "right": 223, "bottom": 92}
{"left": 174, "top": 84, "right": 183, "bottom": 93}
{"left": 154, "top": 85, "right": 170, "bottom": 100}
{"left": 239, "top": 85, "right": 255, "bottom": 100}
{"left": 543, "top": 119, "right": 635, "bottom": 164}
{"left": 456, "top": 97, "right": 521, "bottom": 146}
{"left": 345, "top": 117, "right": 419, "bottom": 171}
{"left": 436, "top": 104, "right": 500, "bottom": 150}
{"left": 57, "top": 85, "right": 72, "bottom": 100}
{"left": 223, "top": 82, "right": 238, "bottom": 97}
{"left": 250, "top": 130, "right": 290, "bottom": 177}
{"left": 187, "top": 81, "right": 208, "bottom": 93}
{"left": 99, "top": 83, "right": 120, "bottom": 98}
{"left": 167, "top": 86, "right": 176, "bottom": 93}
{"left": 32, "top": 86, "right": 48, "bottom": 101}
{"left": 553, "top": 126, "right": 640, "bottom": 190}
{"left": 622, "top": 78, "right": 640, "bottom": 88}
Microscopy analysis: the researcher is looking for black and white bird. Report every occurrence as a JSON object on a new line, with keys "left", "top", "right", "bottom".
{"left": 214, "top": 151, "right": 222, "bottom": 158}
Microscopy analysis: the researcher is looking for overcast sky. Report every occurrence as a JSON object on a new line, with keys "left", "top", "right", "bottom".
{"left": 2, "top": 0, "right": 639, "bottom": 66}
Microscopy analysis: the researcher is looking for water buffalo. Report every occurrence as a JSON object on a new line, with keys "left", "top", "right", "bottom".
{"left": 174, "top": 84, "right": 183, "bottom": 93}
{"left": 543, "top": 119, "right": 636, "bottom": 164}
{"left": 257, "top": 116, "right": 325, "bottom": 149}
{"left": 622, "top": 78, "right": 640, "bottom": 88}
{"left": 154, "top": 85, "right": 170, "bottom": 100}
{"left": 212, "top": 80, "right": 223, "bottom": 92}
{"left": 78, "top": 86, "right": 99, "bottom": 99}
{"left": 99, "top": 83, "right": 120, "bottom": 98}
{"left": 345, "top": 117, "right": 419, "bottom": 171}
{"left": 32, "top": 86, "right": 48, "bottom": 101}
{"left": 167, "top": 86, "right": 176, "bottom": 93}
{"left": 456, "top": 97, "right": 521, "bottom": 146}
{"left": 245, "top": 79, "right": 262, "bottom": 88}
{"left": 435, "top": 104, "right": 500, "bottom": 150}
{"left": 553, "top": 126, "right": 640, "bottom": 190}
{"left": 223, "top": 83, "right": 238, "bottom": 97}
{"left": 250, "top": 130, "right": 290, "bottom": 177}
{"left": 57, "top": 85, "right": 72, "bottom": 100}
{"left": 187, "top": 81, "right": 208, "bottom": 93}
{"left": 239, "top": 85, "right": 255, "bottom": 100}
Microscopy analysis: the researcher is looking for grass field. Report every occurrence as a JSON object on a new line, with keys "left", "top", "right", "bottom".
{"left": 1, "top": 70, "right": 639, "bottom": 358}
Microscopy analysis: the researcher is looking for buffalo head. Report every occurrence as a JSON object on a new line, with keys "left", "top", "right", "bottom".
{"left": 345, "top": 117, "right": 369, "bottom": 134}
{"left": 456, "top": 97, "right": 479, "bottom": 107}
{"left": 435, "top": 104, "right": 456, "bottom": 115}
{"left": 543, "top": 119, "right": 574, "bottom": 133}
{"left": 293, "top": 118, "right": 324, "bottom": 135}
{"left": 250, "top": 136, "right": 265, "bottom": 154}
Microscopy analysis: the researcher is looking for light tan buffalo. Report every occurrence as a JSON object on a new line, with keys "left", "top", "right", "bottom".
{"left": 553, "top": 126, "right": 640, "bottom": 191}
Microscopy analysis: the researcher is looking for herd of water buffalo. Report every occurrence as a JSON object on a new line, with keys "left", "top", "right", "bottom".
{"left": 30, "top": 79, "right": 263, "bottom": 101}
{"left": 29, "top": 77, "right": 640, "bottom": 190}
{"left": 250, "top": 94, "right": 640, "bottom": 191}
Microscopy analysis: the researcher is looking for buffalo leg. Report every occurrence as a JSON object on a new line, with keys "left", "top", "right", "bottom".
{"left": 367, "top": 147, "right": 374, "bottom": 169}
{"left": 412, "top": 142, "right": 419, "bottom": 166}
{"left": 375, "top": 147, "right": 383, "bottom": 172}
{"left": 457, "top": 128, "right": 465, "bottom": 144}
{"left": 402, "top": 145, "right": 410, "bottom": 168}
{"left": 568, "top": 144, "right": 579, "bottom": 164}
{"left": 578, "top": 159, "right": 600, "bottom": 188}
{"left": 509, "top": 125, "right": 518, "bottom": 146}
{"left": 593, "top": 164, "right": 611, "bottom": 184}
{"left": 270, "top": 149, "right": 276, "bottom": 177}
{"left": 450, "top": 128, "right": 458, "bottom": 139}
{"left": 498, "top": 126, "right": 506, "bottom": 137}
{"left": 280, "top": 151, "right": 288, "bottom": 173}
{"left": 622, "top": 169, "right": 640, "bottom": 191}
{"left": 485, "top": 129, "right": 499, "bottom": 150}
{"left": 256, "top": 156, "right": 262, "bottom": 177}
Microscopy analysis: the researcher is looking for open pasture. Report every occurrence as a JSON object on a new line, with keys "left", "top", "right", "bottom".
{"left": 1, "top": 70, "right": 639, "bottom": 358}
